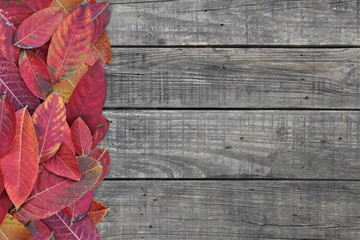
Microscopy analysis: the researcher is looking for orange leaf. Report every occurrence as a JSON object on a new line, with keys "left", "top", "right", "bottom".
{"left": 49, "top": 0, "right": 84, "bottom": 15}
{"left": 86, "top": 32, "right": 112, "bottom": 65}
{"left": 47, "top": 5, "right": 92, "bottom": 83}
{"left": 87, "top": 200, "right": 108, "bottom": 225}
{"left": 52, "top": 63, "right": 88, "bottom": 103}
{"left": 1, "top": 107, "right": 39, "bottom": 209}
{"left": 32, "top": 93, "right": 66, "bottom": 162}
{"left": 71, "top": 118, "right": 92, "bottom": 156}
{"left": 0, "top": 214, "right": 32, "bottom": 240}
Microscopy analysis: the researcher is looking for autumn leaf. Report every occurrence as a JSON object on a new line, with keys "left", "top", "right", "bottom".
{"left": 0, "top": 214, "right": 32, "bottom": 240}
{"left": 1, "top": 107, "right": 39, "bottom": 209}
{"left": 42, "top": 210, "right": 101, "bottom": 240}
{"left": 15, "top": 7, "right": 63, "bottom": 49}
{"left": 47, "top": 5, "right": 92, "bottom": 83}
{"left": 90, "top": 2, "right": 111, "bottom": 42}
{"left": 15, "top": 157, "right": 102, "bottom": 220}
{"left": 42, "top": 142, "right": 81, "bottom": 180}
{"left": 49, "top": 0, "right": 84, "bottom": 15}
{"left": 0, "top": 1, "right": 35, "bottom": 28}
{"left": 0, "top": 192, "right": 12, "bottom": 225}
{"left": 25, "top": 220, "right": 52, "bottom": 239}
{"left": 91, "top": 115, "right": 111, "bottom": 149}
{"left": 87, "top": 32, "right": 112, "bottom": 65}
{"left": 0, "top": 20, "right": 20, "bottom": 63}
{"left": 0, "top": 94, "right": 16, "bottom": 158}
{"left": 32, "top": 93, "right": 66, "bottom": 162}
{"left": 67, "top": 60, "right": 106, "bottom": 133}
{"left": 87, "top": 200, "right": 108, "bottom": 225}
{"left": 62, "top": 122, "right": 76, "bottom": 153}
{"left": 0, "top": 57, "right": 40, "bottom": 112}
{"left": 64, "top": 189, "right": 94, "bottom": 223}
{"left": 23, "top": 0, "right": 52, "bottom": 11}
{"left": 89, "top": 148, "right": 110, "bottom": 187}
{"left": 52, "top": 63, "right": 88, "bottom": 103}
{"left": 19, "top": 50, "right": 53, "bottom": 99}
{"left": 71, "top": 118, "right": 92, "bottom": 156}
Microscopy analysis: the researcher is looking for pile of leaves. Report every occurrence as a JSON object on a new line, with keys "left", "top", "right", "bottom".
{"left": 0, "top": 0, "right": 112, "bottom": 238}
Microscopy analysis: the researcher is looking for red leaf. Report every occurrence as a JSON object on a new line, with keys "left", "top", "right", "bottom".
{"left": 64, "top": 189, "right": 94, "bottom": 223}
{"left": 91, "top": 115, "right": 110, "bottom": 149}
{"left": 47, "top": 5, "right": 92, "bottom": 83}
{"left": 90, "top": 2, "right": 111, "bottom": 42}
{"left": 0, "top": 94, "right": 16, "bottom": 158}
{"left": 0, "top": 57, "right": 40, "bottom": 112}
{"left": 1, "top": 107, "right": 39, "bottom": 209}
{"left": 87, "top": 200, "right": 108, "bottom": 225}
{"left": 42, "top": 210, "right": 101, "bottom": 240}
{"left": 15, "top": 157, "right": 102, "bottom": 220}
{"left": 19, "top": 50, "right": 53, "bottom": 99}
{"left": 0, "top": 1, "right": 35, "bottom": 28}
{"left": 0, "top": 20, "right": 20, "bottom": 63}
{"left": 25, "top": 220, "right": 52, "bottom": 239}
{"left": 0, "top": 191, "right": 12, "bottom": 225}
{"left": 66, "top": 60, "right": 106, "bottom": 133}
{"left": 89, "top": 148, "right": 110, "bottom": 187}
{"left": 42, "top": 142, "right": 81, "bottom": 180}
{"left": 24, "top": 0, "right": 52, "bottom": 11}
{"left": 15, "top": 7, "right": 63, "bottom": 49}
{"left": 0, "top": 169, "right": 4, "bottom": 194}
{"left": 63, "top": 122, "right": 75, "bottom": 154}
{"left": 32, "top": 93, "right": 66, "bottom": 161}
{"left": 71, "top": 118, "right": 92, "bottom": 156}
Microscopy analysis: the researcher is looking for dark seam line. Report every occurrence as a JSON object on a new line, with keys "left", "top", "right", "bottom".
{"left": 103, "top": 178, "right": 360, "bottom": 181}
{"left": 103, "top": 107, "right": 360, "bottom": 111}
{"left": 110, "top": 45, "right": 360, "bottom": 49}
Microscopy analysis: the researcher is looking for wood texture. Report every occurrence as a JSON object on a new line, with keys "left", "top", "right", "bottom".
{"left": 96, "top": 180, "right": 360, "bottom": 239}
{"left": 108, "top": 0, "right": 360, "bottom": 46}
{"left": 102, "top": 110, "right": 360, "bottom": 179}
{"left": 105, "top": 48, "right": 360, "bottom": 108}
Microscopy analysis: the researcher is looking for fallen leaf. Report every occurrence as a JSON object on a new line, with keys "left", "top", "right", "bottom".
{"left": 87, "top": 32, "right": 112, "bottom": 65}
{"left": 23, "top": 0, "right": 52, "bottom": 11}
{"left": 15, "top": 7, "right": 63, "bottom": 49}
{"left": 0, "top": 214, "right": 32, "bottom": 240}
{"left": 48, "top": 0, "right": 84, "bottom": 15}
{"left": 1, "top": 107, "right": 39, "bottom": 209}
{"left": 32, "top": 93, "right": 66, "bottom": 161}
{"left": 91, "top": 115, "right": 110, "bottom": 149}
{"left": 0, "top": 192, "right": 12, "bottom": 225}
{"left": 90, "top": 2, "right": 111, "bottom": 42}
{"left": 0, "top": 1, "right": 34, "bottom": 28}
{"left": 64, "top": 189, "right": 94, "bottom": 222}
{"left": 87, "top": 200, "right": 108, "bottom": 225}
{"left": 0, "top": 94, "right": 16, "bottom": 158}
{"left": 89, "top": 148, "right": 110, "bottom": 187}
{"left": 42, "top": 210, "right": 101, "bottom": 240}
{"left": 71, "top": 118, "right": 92, "bottom": 156}
{"left": 19, "top": 50, "right": 53, "bottom": 99}
{"left": 47, "top": 5, "right": 92, "bottom": 83}
{"left": 0, "top": 20, "right": 20, "bottom": 63}
{"left": 42, "top": 142, "right": 81, "bottom": 180}
{"left": 15, "top": 157, "right": 102, "bottom": 220}
{"left": 66, "top": 60, "right": 106, "bottom": 133}
{"left": 0, "top": 57, "right": 40, "bottom": 112}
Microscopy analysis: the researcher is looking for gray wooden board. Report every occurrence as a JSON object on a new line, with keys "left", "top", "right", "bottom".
{"left": 108, "top": 0, "right": 360, "bottom": 46}
{"left": 101, "top": 110, "right": 360, "bottom": 179}
{"left": 96, "top": 180, "right": 360, "bottom": 239}
{"left": 104, "top": 48, "right": 360, "bottom": 109}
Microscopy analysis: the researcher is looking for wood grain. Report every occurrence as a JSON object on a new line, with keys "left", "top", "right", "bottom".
{"left": 104, "top": 48, "right": 360, "bottom": 109}
{"left": 96, "top": 180, "right": 360, "bottom": 239}
{"left": 101, "top": 110, "right": 360, "bottom": 179}
{"left": 108, "top": 0, "right": 360, "bottom": 46}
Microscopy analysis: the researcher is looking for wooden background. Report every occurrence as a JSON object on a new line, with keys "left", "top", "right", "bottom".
{"left": 96, "top": 1, "right": 360, "bottom": 239}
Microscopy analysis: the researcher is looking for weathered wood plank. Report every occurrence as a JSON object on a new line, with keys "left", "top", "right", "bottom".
{"left": 105, "top": 48, "right": 360, "bottom": 108}
{"left": 102, "top": 110, "right": 360, "bottom": 179}
{"left": 96, "top": 180, "right": 360, "bottom": 239}
{"left": 108, "top": 0, "right": 360, "bottom": 46}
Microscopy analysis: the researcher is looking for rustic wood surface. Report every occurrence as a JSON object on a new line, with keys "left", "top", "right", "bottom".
{"left": 108, "top": 0, "right": 360, "bottom": 46}
{"left": 98, "top": 0, "right": 360, "bottom": 239}
{"left": 105, "top": 48, "right": 360, "bottom": 108}
{"left": 102, "top": 110, "right": 360, "bottom": 179}
{"left": 96, "top": 181, "right": 360, "bottom": 239}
